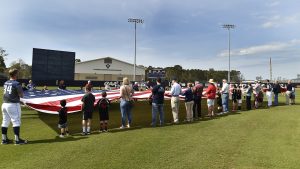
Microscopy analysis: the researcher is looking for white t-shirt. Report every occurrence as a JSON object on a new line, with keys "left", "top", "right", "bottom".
{"left": 221, "top": 83, "right": 229, "bottom": 94}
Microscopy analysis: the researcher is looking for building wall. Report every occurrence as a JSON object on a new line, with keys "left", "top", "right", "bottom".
{"left": 74, "top": 58, "right": 145, "bottom": 81}
{"left": 74, "top": 73, "right": 144, "bottom": 81}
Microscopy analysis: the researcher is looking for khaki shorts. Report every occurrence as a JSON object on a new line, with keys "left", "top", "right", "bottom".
{"left": 207, "top": 99, "right": 215, "bottom": 106}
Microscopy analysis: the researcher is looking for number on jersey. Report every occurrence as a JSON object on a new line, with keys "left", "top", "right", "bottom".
{"left": 4, "top": 85, "right": 12, "bottom": 95}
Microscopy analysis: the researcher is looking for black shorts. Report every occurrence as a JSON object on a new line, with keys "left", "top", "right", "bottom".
{"left": 99, "top": 111, "right": 109, "bottom": 121}
{"left": 83, "top": 111, "right": 93, "bottom": 120}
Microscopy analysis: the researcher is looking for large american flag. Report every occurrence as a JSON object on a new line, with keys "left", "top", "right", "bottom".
{"left": 21, "top": 89, "right": 189, "bottom": 114}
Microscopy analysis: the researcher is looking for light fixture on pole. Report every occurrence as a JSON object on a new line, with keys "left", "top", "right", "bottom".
{"left": 222, "top": 24, "right": 235, "bottom": 83}
{"left": 128, "top": 18, "right": 144, "bottom": 82}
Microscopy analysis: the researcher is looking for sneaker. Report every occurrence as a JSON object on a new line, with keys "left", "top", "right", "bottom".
{"left": 87, "top": 132, "right": 91, "bottom": 135}
{"left": 82, "top": 132, "right": 87, "bottom": 136}
{"left": 1, "top": 139, "right": 12, "bottom": 145}
{"left": 99, "top": 130, "right": 103, "bottom": 133}
{"left": 15, "top": 139, "right": 28, "bottom": 145}
{"left": 104, "top": 129, "right": 108, "bottom": 132}
{"left": 59, "top": 134, "right": 64, "bottom": 138}
{"left": 119, "top": 126, "right": 125, "bottom": 129}
{"left": 126, "top": 124, "right": 130, "bottom": 128}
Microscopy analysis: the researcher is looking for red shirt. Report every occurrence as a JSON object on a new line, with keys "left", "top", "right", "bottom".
{"left": 206, "top": 84, "right": 216, "bottom": 99}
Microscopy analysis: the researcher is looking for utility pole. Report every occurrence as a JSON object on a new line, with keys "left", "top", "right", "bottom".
{"left": 128, "top": 18, "right": 144, "bottom": 81}
{"left": 222, "top": 24, "right": 235, "bottom": 83}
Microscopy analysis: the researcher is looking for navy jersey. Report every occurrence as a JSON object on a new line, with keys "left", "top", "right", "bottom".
{"left": 3, "top": 80, "right": 23, "bottom": 103}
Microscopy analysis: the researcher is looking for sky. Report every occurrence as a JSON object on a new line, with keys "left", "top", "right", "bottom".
{"left": 0, "top": 0, "right": 300, "bottom": 80}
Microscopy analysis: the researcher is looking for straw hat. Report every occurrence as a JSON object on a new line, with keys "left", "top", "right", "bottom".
{"left": 208, "top": 79, "right": 215, "bottom": 83}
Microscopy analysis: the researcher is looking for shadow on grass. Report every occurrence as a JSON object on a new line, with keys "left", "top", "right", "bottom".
{"left": 28, "top": 136, "right": 88, "bottom": 144}
{"left": 36, "top": 100, "right": 289, "bottom": 135}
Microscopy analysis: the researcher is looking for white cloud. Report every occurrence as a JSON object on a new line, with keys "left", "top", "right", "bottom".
{"left": 218, "top": 39, "right": 300, "bottom": 57}
{"left": 268, "top": 1, "right": 280, "bottom": 7}
{"left": 262, "top": 13, "right": 300, "bottom": 28}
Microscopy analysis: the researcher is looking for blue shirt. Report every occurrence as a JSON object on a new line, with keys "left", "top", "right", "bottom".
{"left": 246, "top": 85, "right": 253, "bottom": 97}
{"left": 152, "top": 84, "right": 165, "bottom": 104}
{"left": 3, "top": 80, "right": 23, "bottom": 103}
{"left": 27, "top": 83, "right": 36, "bottom": 90}
{"left": 170, "top": 82, "right": 182, "bottom": 96}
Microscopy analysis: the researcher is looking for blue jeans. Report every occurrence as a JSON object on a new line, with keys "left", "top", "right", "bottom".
{"left": 151, "top": 103, "right": 164, "bottom": 126}
{"left": 274, "top": 93, "right": 278, "bottom": 106}
{"left": 120, "top": 99, "right": 132, "bottom": 127}
{"left": 222, "top": 93, "right": 229, "bottom": 112}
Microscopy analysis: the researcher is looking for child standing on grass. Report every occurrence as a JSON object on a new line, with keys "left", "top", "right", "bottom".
{"left": 81, "top": 85, "right": 95, "bottom": 135}
{"left": 97, "top": 92, "right": 110, "bottom": 132}
{"left": 58, "top": 100, "right": 69, "bottom": 138}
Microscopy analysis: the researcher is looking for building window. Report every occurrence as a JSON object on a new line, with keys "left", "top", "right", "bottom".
{"left": 86, "top": 76, "right": 98, "bottom": 80}
{"left": 104, "top": 58, "right": 112, "bottom": 64}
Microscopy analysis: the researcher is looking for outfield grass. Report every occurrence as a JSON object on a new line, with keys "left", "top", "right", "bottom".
{"left": 0, "top": 89, "right": 299, "bottom": 169}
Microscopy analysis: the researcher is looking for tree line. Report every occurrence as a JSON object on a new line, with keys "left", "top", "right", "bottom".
{"left": 0, "top": 47, "right": 32, "bottom": 79}
{"left": 147, "top": 65, "right": 243, "bottom": 83}
{"left": 1, "top": 47, "right": 243, "bottom": 82}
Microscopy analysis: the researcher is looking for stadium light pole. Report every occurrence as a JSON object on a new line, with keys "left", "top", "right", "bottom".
{"left": 222, "top": 24, "right": 235, "bottom": 83}
{"left": 128, "top": 18, "right": 144, "bottom": 82}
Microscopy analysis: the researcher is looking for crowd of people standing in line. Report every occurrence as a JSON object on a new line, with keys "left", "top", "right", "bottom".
{"left": 115, "top": 76, "right": 297, "bottom": 129}
{"left": 1, "top": 68, "right": 297, "bottom": 144}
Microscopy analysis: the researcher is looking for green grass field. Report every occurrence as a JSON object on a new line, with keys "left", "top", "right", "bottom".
{"left": 0, "top": 88, "right": 299, "bottom": 169}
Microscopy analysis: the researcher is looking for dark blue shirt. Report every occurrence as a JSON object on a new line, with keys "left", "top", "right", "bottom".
{"left": 183, "top": 88, "right": 194, "bottom": 102}
{"left": 152, "top": 84, "right": 165, "bottom": 104}
{"left": 58, "top": 107, "right": 68, "bottom": 124}
{"left": 287, "top": 84, "right": 293, "bottom": 91}
{"left": 273, "top": 84, "right": 281, "bottom": 94}
{"left": 3, "top": 80, "right": 23, "bottom": 103}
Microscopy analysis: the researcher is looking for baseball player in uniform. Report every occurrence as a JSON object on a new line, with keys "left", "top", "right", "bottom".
{"left": 1, "top": 69, "right": 27, "bottom": 145}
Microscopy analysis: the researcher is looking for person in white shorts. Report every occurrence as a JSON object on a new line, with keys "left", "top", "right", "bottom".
{"left": 1, "top": 69, "right": 27, "bottom": 145}
{"left": 203, "top": 79, "right": 217, "bottom": 117}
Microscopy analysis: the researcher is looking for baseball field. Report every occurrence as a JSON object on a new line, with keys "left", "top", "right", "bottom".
{"left": 0, "top": 88, "right": 299, "bottom": 169}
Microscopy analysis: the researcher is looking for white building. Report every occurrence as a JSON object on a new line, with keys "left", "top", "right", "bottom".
{"left": 74, "top": 57, "right": 146, "bottom": 81}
